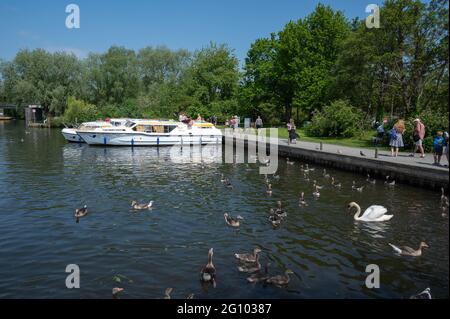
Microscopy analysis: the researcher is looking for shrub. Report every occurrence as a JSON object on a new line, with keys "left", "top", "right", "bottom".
{"left": 305, "top": 100, "right": 364, "bottom": 138}
{"left": 64, "top": 97, "right": 98, "bottom": 124}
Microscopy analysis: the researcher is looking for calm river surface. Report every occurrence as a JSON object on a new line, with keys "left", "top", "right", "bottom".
{"left": 0, "top": 121, "right": 448, "bottom": 299}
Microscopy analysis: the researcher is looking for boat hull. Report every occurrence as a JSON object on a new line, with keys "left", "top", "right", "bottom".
{"left": 77, "top": 131, "right": 222, "bottom": 146}
{"left": 62, "top": 128, "right": 85, "bottom": 143}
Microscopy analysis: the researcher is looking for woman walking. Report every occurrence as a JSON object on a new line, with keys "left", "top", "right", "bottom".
{"left": 389, "top": 119, "right": 406, "bottom": 157}
{"left": 287, "top": 118, "right": 297, "bottom": 144}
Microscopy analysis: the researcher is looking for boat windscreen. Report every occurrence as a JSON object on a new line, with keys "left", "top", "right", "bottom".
{"left": 125, "top": 120, "right": 136, "bottom": 127}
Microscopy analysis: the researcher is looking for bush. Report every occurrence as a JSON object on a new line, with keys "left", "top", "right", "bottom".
{"left": 48, "top": 116, "right": 65, "bottom": 128}
{"left": 64, "top": 97, "right": 98, "bottom": 124}
{"left": 305, "top": 100, "right": 364, "bottom": 138}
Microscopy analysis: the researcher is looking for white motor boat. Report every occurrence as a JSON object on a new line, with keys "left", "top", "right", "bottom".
{"left": 61, "top": 119, "right": 128, "bottom": 143}
{"left": 76, "top": 119, "right": 222, "bottom": 146}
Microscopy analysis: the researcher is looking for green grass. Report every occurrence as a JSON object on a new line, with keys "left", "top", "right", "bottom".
{"left": 218, "top": 125, "right": 378, "bottom": 149}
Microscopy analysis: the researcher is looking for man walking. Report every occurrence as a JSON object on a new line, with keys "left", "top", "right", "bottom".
{"left": 411, "top": 118, "right": 426, "bottom": 158}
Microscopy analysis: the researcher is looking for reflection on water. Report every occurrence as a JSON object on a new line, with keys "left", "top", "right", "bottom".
{"left": 0, "top": 121, "right": 448, "bottom": 299}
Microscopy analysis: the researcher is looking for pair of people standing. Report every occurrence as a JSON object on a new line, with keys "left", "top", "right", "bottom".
{"left": 389, "top": 118, "right": 426, "bottom": 158}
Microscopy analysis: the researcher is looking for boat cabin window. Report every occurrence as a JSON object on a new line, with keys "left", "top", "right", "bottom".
{"left": 164, "top": 125, "right": 177, "bottom": 133}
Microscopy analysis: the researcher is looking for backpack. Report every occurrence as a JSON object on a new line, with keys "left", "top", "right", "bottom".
{"left": 390, "top": 127, "right": 397, "bottom": 140}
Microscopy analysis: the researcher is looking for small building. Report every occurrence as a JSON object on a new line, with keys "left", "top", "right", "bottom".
{"left": 0, "top": 104, "right": 17, "bottom": 120}
{"left": 25, "top": 105, "right": 44, "bottom": 125}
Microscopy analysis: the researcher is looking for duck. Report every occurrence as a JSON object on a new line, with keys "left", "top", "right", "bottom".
{"left": 366, "top": 174, "right": 376, "bottom": 184}
{"left": 384, "top": 176, "right": 396, "bottom": 186}
{"left": 410, "top": 288, "right": 432, "bottom": 299}
{"left": 352, "top": 181, "right": 364, "bottom": 192}
{"left": 164, "top": 287, "right": 173, "bottom": 299}
{"left": 200, "top": 248, "right": 216, "bottom": 287}
{"left": 323, "top": 169, "right": 330, "bottom": 178}
{"left": 237, "top": 253, "right": 261, "bottom": 273}
{"left": 388, "top": 242, "right": 428, "bottom": 257}
{"left": 235, "top": 248, "right": 262, "bottom": 263}
{"left": 305, "top": 164, "right": 315, "bottom": 172}
{"left": 224, "top": 213, "right": 244, "bottom": 227}
{"left": 300, "top": 164, "right": 305, "bottom": 172}
{"left": 312, "top": 186, "right": 320, "bottom": 198}
{"left": 131, "top": 200, "right": 154, "bottom": 210}
{"left": 247, "top": 263, "right": 270, "bottom": 283}
{"left": 313, "top": 180, "right": 324, "bottom": 190}
{"left": 347, "top": 202, "right": 393, "bottom": 222}
{"left": 286, "top": 157, "right": 295, "bottom": 165}
{"left": 274, "top": 201, "right": 287, "bottom": 218}
{"left": 112, "top": 287, "right": 124, "bottom": 299}
{"left": 269, "top": 213, "right": 282, "bottom": 227}
{"left": 303, "top": 174, "right": 310, "bottom": 182}
{"left": 264, "top": 174, "right": 270, "bottom": 185}
{"left": 331, "top": 177, "right": 341, "bottom": 188}
{"left": 266, "top": 184, "right": 273, "bottom": 195}
{"left": 74, "top": 205, "right": 88, "bottom": 223}
{"left": 265, "top": 269, "right": 294, "bottom": 287}
{"left": 299, "top": 192, "right": 308, "bottom": 206}
{"left": 220, "top": 174, "right": 226, "bottom": 183}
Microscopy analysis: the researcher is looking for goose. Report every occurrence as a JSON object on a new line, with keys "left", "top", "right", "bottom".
{"left": 299, "top": 192, "right": 308, "bottom": 206}
{"left": 442, "top": 206, "right": 448, "bottom": 218}
{"left": 352, "top": 181, "right": 364, "bottom": 192}
{"left": 313, "top": 181, "right": 324, "bottom": 190}
{"left": 266, "top": 184, "right": 273, "bottom": 195}
{"left": 164, "top": 287, "right": 173, "bottom": 299}
{"left": 286, "top": 157, "right": 295, "bottom": 165}
{"left": 388, "top": 242, "right": 428, "bottom": 257}
{"left": 131, "top": 201, "right": 153, "bottom": 210}
{"left": 305, "top": 164, "right": 315, "bottom": 172}
{"left": 247, "top": 263, "right": 270, "bottom": 283}
{"left": 265, "top": 269, "right": 294, "bottom": 287}
{"left": 224, "top": 213, "right": 244, "bottom": 227}
{"left": 347, "top": 202, "right": 393, "bottom": 221}
{"left": 268, "top": 211, "right": 283, "bottom": 227}
{"left": 200, "top": 248, "right": 216, "bottom": 287}
{"left": 384, "top": 176, "right": 396, "bottom": 186}
{"left": 366, "top": 174, "right": 376, "bottom": 184}
{"left": 331, "top": 177, "right": 341, "bottom": 188}
{"left": 223, "top": 179, "right": 233, "bottom": 189}
{"left": 74, "top": 205, "right": 88, "bottom": 223}
{"left": 112, "top": 287, "right": 124, "bottom": 299}
{"left": 312, "top": 186, "right": 320, "bottom": 198}
{"left": 323, "top": 169, "right": 330, "bottom": 178}
{"left": 235, "top": 248, "right": 262, "bottom": 263}
{"left": 410, "top": 288, "right": 432, "bottom": 299}
{"left": 237, "top": 253, "right": 261, "bottom": 273}
{"left": 275, "top": 201, "right": 287, "bottom": 218}
{"left": 440, "top": 188, "right": 448, "bottom": 206}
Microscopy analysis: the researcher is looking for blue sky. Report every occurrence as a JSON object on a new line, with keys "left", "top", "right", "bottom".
{"left": 0, "top": 0, "right": 375, "bottom": 64}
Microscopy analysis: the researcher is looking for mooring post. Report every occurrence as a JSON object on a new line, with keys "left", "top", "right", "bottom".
{"left": 375, "top": 148, "right": 378, "bottom": 158}
{"left": 320, "top": 142, "right": 323, "bottom": 151}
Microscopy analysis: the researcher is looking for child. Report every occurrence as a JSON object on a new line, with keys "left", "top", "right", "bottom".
{"left": 433, "top": 131, "right": 447, "bottom": 165}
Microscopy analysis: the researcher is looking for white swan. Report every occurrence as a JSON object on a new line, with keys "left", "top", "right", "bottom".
{"left": 347, "top": 202, "right": 393, "bottom": 222}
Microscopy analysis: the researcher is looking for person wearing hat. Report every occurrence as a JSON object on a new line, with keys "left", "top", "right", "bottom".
{"left": 411, "top": 118, "right": 426, "bottom": 158}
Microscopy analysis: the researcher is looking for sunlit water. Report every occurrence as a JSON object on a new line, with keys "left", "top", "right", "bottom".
{"left": 0, "top": 121, "right": 448, "bottom": 299}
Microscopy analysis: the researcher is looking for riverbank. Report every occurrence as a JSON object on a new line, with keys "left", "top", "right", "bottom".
{"left": 228, "top": 134, "right": 449, "bottom": 190}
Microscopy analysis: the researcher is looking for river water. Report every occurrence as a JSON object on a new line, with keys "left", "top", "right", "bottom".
{"left": 0, "top": 121, "right": 448, "bottom": 299}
